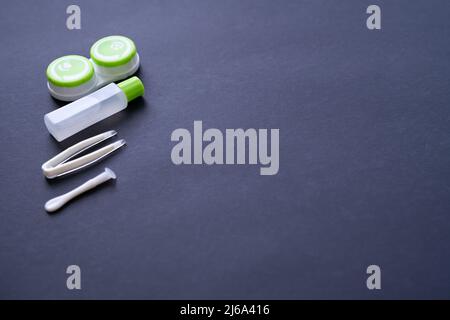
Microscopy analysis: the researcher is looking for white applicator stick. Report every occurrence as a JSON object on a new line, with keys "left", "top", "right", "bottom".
{"left": 45, "top": 168, "right": 116, "bottom": 213}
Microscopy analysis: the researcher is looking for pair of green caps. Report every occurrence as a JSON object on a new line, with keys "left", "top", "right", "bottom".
{"left": 46, "top": 35, "right": 143, "bottom": 102}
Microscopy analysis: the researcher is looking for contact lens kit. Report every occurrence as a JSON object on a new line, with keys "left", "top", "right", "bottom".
{"left": 42, "top": 35, "right": 145, "bottom": 212}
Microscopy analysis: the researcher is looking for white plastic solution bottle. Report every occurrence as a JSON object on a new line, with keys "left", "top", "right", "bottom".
{"left": 44, "top": 76, "right": 144, "bottom": 141}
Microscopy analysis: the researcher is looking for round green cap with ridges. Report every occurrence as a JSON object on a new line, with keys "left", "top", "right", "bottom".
{"left": 117, "top": 76, "right": 144, "bottom": 102}
{"left": 46, "top": 55, "right": 94, "bottom": 87}
{"left": 90, "top": 35, "right": 137, "bottom": 67}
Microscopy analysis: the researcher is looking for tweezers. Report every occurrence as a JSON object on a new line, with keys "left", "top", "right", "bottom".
{"left": 42, "top": 130, "right": 125, "bottom": 179}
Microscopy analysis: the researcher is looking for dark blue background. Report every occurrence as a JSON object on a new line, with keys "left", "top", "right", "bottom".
{"left": 0, "top": 0, "right": 449, "bottom": 299}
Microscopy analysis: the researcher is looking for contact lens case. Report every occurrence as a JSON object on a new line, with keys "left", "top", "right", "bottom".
{"left": 46, "top": 35, "right": 140, "bottom": 101}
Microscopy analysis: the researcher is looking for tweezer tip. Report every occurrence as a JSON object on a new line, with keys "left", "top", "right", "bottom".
{"left": 110, "top": 139, "right": 126, "bottom": 149}
{"left": 105, "top": 130, "right": 118, "bottom": 137}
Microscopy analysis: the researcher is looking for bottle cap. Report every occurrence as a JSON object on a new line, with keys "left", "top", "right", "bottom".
{"left": 90, "top": 35, "right": 137, "bottom": 67}
{"left": 117, "top": 76, "right": 144, "bottom": 102}
{"left": 46, "top": 55, "right": 94, "bottom": 87}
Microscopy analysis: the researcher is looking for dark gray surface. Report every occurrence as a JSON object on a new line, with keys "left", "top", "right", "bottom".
{"left": 1, "top": 0, "right": 450, "bottom": 299}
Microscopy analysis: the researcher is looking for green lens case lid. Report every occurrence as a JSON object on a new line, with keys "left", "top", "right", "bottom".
{"left": 90, "top": 35, "right": 137, "bottom": 67}
{"left": 46, "top": 55, "right": 94, "bottom": 88}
